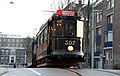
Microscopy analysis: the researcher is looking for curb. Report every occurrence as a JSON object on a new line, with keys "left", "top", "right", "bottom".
{"left": 97, "top": 69, "right": 120, "bottom": 75}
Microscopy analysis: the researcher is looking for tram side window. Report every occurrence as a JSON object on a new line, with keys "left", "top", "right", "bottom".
{"left": 37, "top": 37, "right": 39, "bottom": 47}
{"left": 39, "top": 34, "right": 41, "bottom": 45}
{"left": 41, "top": 32, "right": 43, "bottom": 44}
{"left": 44, "top": 27, "right": 48, "bottom": 42}
{"left": 65, "top": 20, "right": 76, "bottom": 37}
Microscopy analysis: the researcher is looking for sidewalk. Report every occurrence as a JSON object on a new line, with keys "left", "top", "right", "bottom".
{"left": 0, "top": 68, "right": 8, "bottom": 76}
{"left": 98, "top": 69, "right": 120, "bottom": 75}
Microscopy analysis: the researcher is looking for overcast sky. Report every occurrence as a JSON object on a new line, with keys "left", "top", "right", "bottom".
{"left": 0, "top": 0, "right": 89, "bottom": 37}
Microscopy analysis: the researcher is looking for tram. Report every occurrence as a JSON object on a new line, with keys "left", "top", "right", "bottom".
{"left": 29, "top": 10, "right": 84, "bottom": 67}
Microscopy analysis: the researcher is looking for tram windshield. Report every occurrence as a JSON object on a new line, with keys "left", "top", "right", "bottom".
{"left": 65, "top": 20, "right": 76, "bottom": 37}
{"left": 53, "top": 19, "right": 76, "bottom": 37}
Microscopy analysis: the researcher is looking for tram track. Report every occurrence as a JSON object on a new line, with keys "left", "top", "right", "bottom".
{"left": 64, "top": 68, "right": 82, "bottom": 76}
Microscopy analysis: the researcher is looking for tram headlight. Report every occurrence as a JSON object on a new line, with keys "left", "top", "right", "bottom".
{"left": 67, "top": 46, "right": 74, "bottom": 51}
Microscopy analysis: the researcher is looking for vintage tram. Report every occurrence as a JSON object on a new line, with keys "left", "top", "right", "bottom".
{"left": 30, "top": 10, "right": 84, "bottom": 67}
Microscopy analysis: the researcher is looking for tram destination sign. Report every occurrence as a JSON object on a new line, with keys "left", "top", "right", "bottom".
{"left": 57, "top": 10, "right": 76, "bottom": 16}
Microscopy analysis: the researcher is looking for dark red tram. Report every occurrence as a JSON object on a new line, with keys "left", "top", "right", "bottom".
{"left": 29, "top": 10, "right": 84, "bottom": 67}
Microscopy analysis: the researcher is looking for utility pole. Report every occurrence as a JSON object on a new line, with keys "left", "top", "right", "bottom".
{"left": 91, "top": 0, "right": 95, "bottom": 69}
{"left": 86, "top": 0, "right": 90, "bottom": 68}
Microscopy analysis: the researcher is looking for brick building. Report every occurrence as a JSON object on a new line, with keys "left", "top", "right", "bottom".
{"left": 89, "top": 0, "right": 120, "bottom": 69}
{"left": 0, "top": 34, "right": 27, "bottom": 67}
{"left": 63, "top": 0, "right": 120, "bottom": 69}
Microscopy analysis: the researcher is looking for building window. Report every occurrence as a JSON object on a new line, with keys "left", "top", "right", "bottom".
{"left": 16, "top": 51, "right": 20, "bottom": 55}
{"left": 16, "top": 57, "right": 20, "bottom": 64}
{"left": 1, "top": 57, "right": 4, "bottom": 59}
{"left": 111, "top": 0, "right": 114, "bottom": 8}
{"left": 3, "top": 39, "right": 6, "bottom": 42}
{"left": 20, "top": 57, "right": 24, "bottom": 63}
{"left": 8, "top": 39, "right": 11, "bottom": 42}
{"left": 107, "top": 0, "right": 114, "bottom": 10}
{"left": 96, "top": 44, "right": 101, "bottom": 51}
{"left": 20, "top": 39, "right": 23, "bottom": 42}
{"left": 2, "top": 43, "right": 6, "bottom": 47}
{"left": 99, "top": 13, "right": 102, "bottom": 22}
{"left": 107, "top": 0, "right": 110, "bottom": 10}
{"left": 96, "top": 12, "right": 102, "bottom": 23}
{"left": 21, "top": 50, "right": 23, "bottom": 55}
{"left": 104, "top": 49, "right": 113, "bottom": 65}
{"left": 12, "top": 44, "right": 15, "bottom": 47}
{"left": 12, "top": 39, "right": 15, "bottom": 42}
{"left": 105, "top": 32, "right": 108, "bottom": 42}
{"left": 6, "top": 50, "right": 9, "bottom": 55}
{"left": 11, "top": 57, "right": 14, "bottom": 63}
{"left": 108, "top": 31, "right": 113, "bottom": 41}
{"left": 0, "top": 34, "right": 3, "bottom": 38}
{"left": 16, "top": 44, "right": 19, "bottom": 47}
{"left": 7, "top": 44, "right": 10, "bottom": 47}
{"left": 96, "top": 27, "right": 101, "bottom": 35}
{"left": 1, "top": 56, "right": 4, "bottom": 63}
{"left": 104, "top": 31, "right": 113, "bottom": 42}
{"left": 107, "top": 14, "right": 113, "bottom": 23}
{"left": 16, "top": 39, "right": 19, "bottom": 42}
{"left": 5, "top": 56, "right": 9, "bottom": 63}
{"left": 20, "top": 44, "right": 23, "bottom": 47}
{"left": 1, "top": 50, "right": 4, "bottom": 55}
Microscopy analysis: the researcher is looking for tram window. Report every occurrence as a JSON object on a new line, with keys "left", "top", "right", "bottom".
{"left": 41, "top": 32, "right": 43, "bottom": 44}
{"left": 55, "top": 26, "right": 64, "bottom": 37}
{"left": 39, "top": 34, "right": 41, "bottom": 45}
{"left": 44, "top": 27, "right": 48, "bottom": 42}
{"left": 54, "top": 20, "right": 64, "bottom": 37}
{"left": 65, "top": 20, "right": 76, "bottom": 36}
{"left": 36, "top": 36, "right": 40, "bottom": 46}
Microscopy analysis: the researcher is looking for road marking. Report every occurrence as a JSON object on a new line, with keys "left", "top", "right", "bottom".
{"left": 28, "top": 68, "right": 42, "bottom": 76}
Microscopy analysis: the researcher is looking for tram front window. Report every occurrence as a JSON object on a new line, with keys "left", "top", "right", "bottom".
{"left": 54, "top": 20, "right": 64, "bottom": 37}
{"left": 53, "top": 19, "right": 76, "bottom": 37}
{"left": 65, "top": 20, "right": 76, "bottom": 37}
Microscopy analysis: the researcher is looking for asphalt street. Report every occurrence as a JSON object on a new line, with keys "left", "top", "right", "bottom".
{"left": 1, "top": 68, "right": 77, "bottom": 76}
{"left": 0, "top": 68, "right": 120, "bottom": 76}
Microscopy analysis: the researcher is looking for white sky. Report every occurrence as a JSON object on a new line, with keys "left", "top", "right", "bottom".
{"left": 0, "top": 0, "right": 89, "bottom": 37}
{"left": 0, "top": 0, "right": 55, "bottom": 37}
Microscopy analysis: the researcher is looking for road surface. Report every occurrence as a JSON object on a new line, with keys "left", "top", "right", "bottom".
{"left": 1, "top": 68, "right": 78, "bottom": 76}
{"left": 0, "top": 68, "right": 120, "bottom": 76}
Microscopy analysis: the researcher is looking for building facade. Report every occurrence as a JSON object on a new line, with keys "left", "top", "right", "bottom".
{"left": 0, "top": 34, "right": 27, "bottom": 67}
{"left": 63, "top": 0, "right": 120, "bottom": 69}
{"left": 89, "top": 0, "right": 120, "bottom": 69}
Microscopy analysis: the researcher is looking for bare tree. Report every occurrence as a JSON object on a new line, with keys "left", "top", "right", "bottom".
{"left": 51, "top": 0, "right": 79, "bottom": 10}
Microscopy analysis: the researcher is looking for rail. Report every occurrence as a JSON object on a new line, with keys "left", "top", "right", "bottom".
{"left": 64, "top": 68, "right": 82, "bottom": 76}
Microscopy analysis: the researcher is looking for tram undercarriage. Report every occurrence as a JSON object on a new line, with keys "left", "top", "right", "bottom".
{"left": 36, "top": 55, "right": 84, "bottom": 68}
